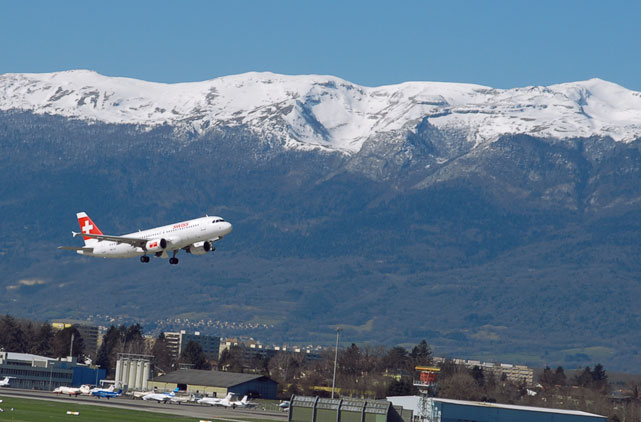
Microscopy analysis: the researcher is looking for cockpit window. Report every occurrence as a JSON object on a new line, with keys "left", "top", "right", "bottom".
{"left": 212, "top": 218, "right": 225, "bottom": 223}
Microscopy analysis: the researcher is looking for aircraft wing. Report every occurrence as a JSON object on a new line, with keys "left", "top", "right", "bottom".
{"left": 72, "top": 232, "right": 148, "bottom": 248}
{"left": 58, "top": 246, "right": 94, "bottom": 252}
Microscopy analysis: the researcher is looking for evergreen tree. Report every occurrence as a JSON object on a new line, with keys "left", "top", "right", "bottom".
{"left": 591, "top": 363, "right": 608, "bottom": 390}
{"left": 151, "top": 333, "right": 174, "bottom": 372}
{"left": 51, "top": 327, "right": 85, "bottom": 358}
{"left": 386, "top": 378, "right": 415, "bottom": 396}
{"left": 575, "top": 366, "right": 593, "bottom": 388}
{"left": 95, "top": 342, "right": 110, "bottom": 373}
{"left": 382, "top": 346, "right": 412, "bottom": 374}
{"left": 540, "top": 366, "right": 555, "bottom": 385}
{"left": 554, "top": 366, "right": 566, "bottom": 386}
{"left": 410, "top": 340, "right": 433, "bottom": 366}
{"left": 219, "top": 345, "right": 243, "bottom": 372}
{"left": 339, "top": 343, "right": 363, "bottom": 377}
{"left": 180, "top": 341, "right": 211, "bottom": 370}
{"left": 0, "top": 315, "right": 26, "bottom": 351}
{"left": 34, "top": 323, "right": 54, "bottom": 356}
{"left": 471, "top": 365, "right": 485, "bottom": 387}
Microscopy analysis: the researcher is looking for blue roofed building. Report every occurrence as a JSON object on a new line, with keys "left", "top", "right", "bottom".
{"left": 0, "top": 351, "right": 105, "bottom": 390}
{"left": 387, "top": 396, "right": 606, "bottom": 422}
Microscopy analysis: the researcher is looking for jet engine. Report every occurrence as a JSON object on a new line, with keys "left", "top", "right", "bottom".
{"left": 145, "top": 238, "right": 167, "bottom": 252}
{"left": 186, "top": 241, "right": 211, "bottom": 255}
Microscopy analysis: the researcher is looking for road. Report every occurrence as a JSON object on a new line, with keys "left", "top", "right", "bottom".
{"left": 0, "top": 388, "right": 289, "bottom": 421}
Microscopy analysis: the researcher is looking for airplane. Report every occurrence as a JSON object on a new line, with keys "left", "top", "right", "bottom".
{"left": 89, "top": 384, "right": 114, "bottom": 394}
{"left": 279, "top": 400, "right": 291, "bottom": 411}
{"left": 92, "top": 387, "right": 123, "bottom": 399}
{"left": 232, "top": 395, "right": 258, "bottom": 408}
{"left": 59, "top": 212, "right": 232, "bottom": 265}
{"left": 169, "top": 394, "right": 198, "bottom": 404}
{"left": 53, "top": 385, "right": 85, "bottom": 396}
{"left": 142, "top": 388, "right": 179, "bottom": 403}
{"left": 0, "top": 377, "right": 14, "bottom": 387}
{"left": 197, "top": 392, "right": 233, "bottom": 406}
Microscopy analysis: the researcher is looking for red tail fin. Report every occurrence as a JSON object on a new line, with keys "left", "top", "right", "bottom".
{"left": 76, "top": 212, "right": 103, "bottom": 242}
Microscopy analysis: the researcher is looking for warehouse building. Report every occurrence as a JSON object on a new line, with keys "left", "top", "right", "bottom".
{"left": 387, "top": 396, "right": 606, "bottom": 422}
{"left": 148, "top": 368, "right": 277, "bottom": 398}
{"left": 289, "top": 396, "right": 412, "bottom": 422}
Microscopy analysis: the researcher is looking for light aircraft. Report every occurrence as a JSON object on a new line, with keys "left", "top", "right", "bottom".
{"left": 0, "top": 377, "right": 14, "bottom": 387}
{"left": 130, "top": 389, "right": 156, "bottom": 399}
{"left": 53, "top": 385, "right": 87, "bottom": 396}
{"left": 279, "top": 400, "right": 291, "bottom": 411}
{"left": 169, "top": 394, "right": 197, "bottom": 404}
{"left": 142, "top": 388, "right": 179, "bottom": 403}
{"left": 89, "top": 384, "right": 114, "bottom": 394}
{"left": 59, "top": 212, "right": 232, "bottom": 265}
{"left": 92, "top": 388, "right": 123, "bottom": 399}
{"left": 232, "top": 395, "right": 258, "bottom": 408}
{"left": 197, "top": 392, "right": 232, "bottom": 406}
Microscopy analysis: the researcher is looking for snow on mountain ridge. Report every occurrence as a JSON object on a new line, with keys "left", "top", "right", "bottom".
{"left": 1, "top": 71, "right": 640, "bottom": 153}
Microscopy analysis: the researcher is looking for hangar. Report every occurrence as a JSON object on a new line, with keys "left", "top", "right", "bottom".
{"left": 148, "top": 368, "right": 277, "bottom": 399}
{"left": 289, "top": 395, "right": 412, "bottom": 422}
{"left": 387, "top": 396, "right": 606, "bottom": 422}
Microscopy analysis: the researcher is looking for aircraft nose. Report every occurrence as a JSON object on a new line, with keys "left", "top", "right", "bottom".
{"left": 224, "top": 222, "right": 233, "bottom": 235}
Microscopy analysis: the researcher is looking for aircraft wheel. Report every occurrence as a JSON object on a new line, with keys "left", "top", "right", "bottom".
{"left": 169, "top": 258, "right": 179, "bottom": 265}
{"left": 140, "top": 256, "right": 150, "bottom": 263}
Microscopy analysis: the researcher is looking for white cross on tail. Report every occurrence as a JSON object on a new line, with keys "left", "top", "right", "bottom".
{"left": 82, "top": 220, "right": 94, "bottom": 234}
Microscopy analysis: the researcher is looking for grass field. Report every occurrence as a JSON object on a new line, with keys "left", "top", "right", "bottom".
{"left": 0, "top": 396, "right": 200, "bottom": 422}
{"left": 0, "top": 396, "right": 285, "bottom": 422}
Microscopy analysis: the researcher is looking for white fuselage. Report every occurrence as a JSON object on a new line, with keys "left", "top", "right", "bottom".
{"left": 142, "top": 392, "right": 172, "bottom": 402}
{"left": 79, "top": 216, "right": 232, "bottom": 258}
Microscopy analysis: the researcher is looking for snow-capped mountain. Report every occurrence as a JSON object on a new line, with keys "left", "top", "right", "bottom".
{"left": 1, "top": 70, "right": 640, "bottom": 153}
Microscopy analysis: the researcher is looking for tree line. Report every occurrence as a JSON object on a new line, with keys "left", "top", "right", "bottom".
{"left": 5, "top": 315, "right": 641, "bottom": 420}
{"left": 0, "top": 315, "right": 85, "bottom": 359}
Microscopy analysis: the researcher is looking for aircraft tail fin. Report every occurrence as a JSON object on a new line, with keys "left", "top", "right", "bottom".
{"left": 76, "top": 212, "right": 103, "bottom": 244}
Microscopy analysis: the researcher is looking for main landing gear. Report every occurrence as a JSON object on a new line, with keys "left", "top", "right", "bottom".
{"left": 140, "top": 251, "right": 180, "bottom": 264}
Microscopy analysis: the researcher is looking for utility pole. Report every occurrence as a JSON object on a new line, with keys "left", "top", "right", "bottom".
{"left": 69, "top": 333, "right": 75, "bottom": 358}
{"left": 331, "top": 327, "right": 342, "bottom": 399}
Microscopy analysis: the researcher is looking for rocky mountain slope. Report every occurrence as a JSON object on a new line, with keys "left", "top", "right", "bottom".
{"left": 2, "top": 71, "right": 641, "bottom": 371}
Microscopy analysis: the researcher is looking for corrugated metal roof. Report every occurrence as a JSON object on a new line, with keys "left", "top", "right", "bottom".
{"left": 151, "top": 369, "right": 275, "bottom": 387}
{"left": 386, "top": 396, "right": 606, "bottom": 419}
{"left": 6, "top": 352, "right": 53, "bottom": 362}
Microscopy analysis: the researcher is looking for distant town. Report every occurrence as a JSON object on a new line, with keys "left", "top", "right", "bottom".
{"left": 1, "top": 314, "right": 639, "bottom": 422}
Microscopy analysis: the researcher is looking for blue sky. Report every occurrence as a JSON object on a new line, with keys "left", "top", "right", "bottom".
{"left": 1, "top": 0, "right": 639, "bottom": 90}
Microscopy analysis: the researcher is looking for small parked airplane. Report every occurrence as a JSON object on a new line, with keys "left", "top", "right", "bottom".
{"left": 170, "top": 394, "right": 198, "bottom": 404}
{"left": 53, "top": 385, "right": 87, "bottom": 396}
{"left": 92, "top": 388, "right": 123, "bottom": 399}
{"left": 0, "top": 377, "right": 14, "bottom": 387}
{"left": 142, "top": 388, "right": 179, "bottom": 403}
{"left": 197, "top": 392, "right": 233, "bottom": 406}
{"left": 279, "top": 400, "right": 291, "bottom": 410}
{"left": 232, "top": 395, "right": 258, "bottom": 408}
{"left": 59, "top": 212, "right": 232, "bottom": 265}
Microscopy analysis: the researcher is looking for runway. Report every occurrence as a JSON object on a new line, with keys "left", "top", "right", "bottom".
{"left": 0, "top": 388, "right": 289, "bottom": 421}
